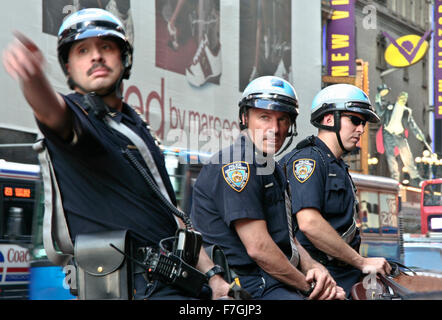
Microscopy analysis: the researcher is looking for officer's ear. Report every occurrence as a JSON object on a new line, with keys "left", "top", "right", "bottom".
{"left": 241, "top": 110, "right": 249, "bottom": 129}
{"left": 322, "top": 113, "right": 334, "bottom": 126}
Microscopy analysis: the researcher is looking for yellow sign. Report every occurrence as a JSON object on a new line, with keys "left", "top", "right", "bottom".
{"left": 384, "top": 31, "right": 432, "bottom": 68}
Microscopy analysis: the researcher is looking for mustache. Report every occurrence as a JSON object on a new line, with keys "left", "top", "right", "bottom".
{"left": 87, "top": 63, "right": 112, "bottom": 76}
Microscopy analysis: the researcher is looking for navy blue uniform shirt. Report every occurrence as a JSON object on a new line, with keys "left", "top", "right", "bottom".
{"left": 280, "top": 136, "right": 360, "bottom": 253}
{"left": 191, "top": 134, "right": 292, "bottom": 267}
{"left": 37, "top": 93, "right": 178, "bottom": 247}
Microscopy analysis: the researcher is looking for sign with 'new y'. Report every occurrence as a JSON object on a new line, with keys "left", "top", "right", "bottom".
{"left": 327, "top": 0, "right": 356, "bottom": 77}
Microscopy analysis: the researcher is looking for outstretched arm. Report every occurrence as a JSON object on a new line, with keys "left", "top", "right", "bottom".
{"left": 2, "top": 32, "right": 72, "bottom": 139}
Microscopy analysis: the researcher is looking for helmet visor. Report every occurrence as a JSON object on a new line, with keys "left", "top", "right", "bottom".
{"left": 311, "top": 101, "right": 380, "bottom": 125}
{"left": 239, "top": 93, "right": 299, "bottom": 116}
{"left": 343, "top": 101, "right": 380, "bottom": 123}
{"left": 59, "top": 20, "right": 128, "bottom": 46}
{"left": 68, "top": 28, "right": 127, "bottom": 46}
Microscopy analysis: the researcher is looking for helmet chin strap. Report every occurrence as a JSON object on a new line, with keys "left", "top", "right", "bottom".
{"left": 314, "top": 112, "right": 350, "bottom": 154}
{"left": 333, "top": 112, "right": 350, "bottom": 154}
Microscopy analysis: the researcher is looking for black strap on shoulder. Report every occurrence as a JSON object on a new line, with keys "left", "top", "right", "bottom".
{"left": 282, "top": 136, "right": 313, "bottom": 167}
{"left": 283, "top": 135, "right": 327, "bottom": 169}
{"left": 295, "top": 135, "right": 316, "bottom": 150}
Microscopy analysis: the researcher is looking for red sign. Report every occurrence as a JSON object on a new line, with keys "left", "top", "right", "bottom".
{"left": 3, "top": 186, "right": 31, "bottom": 198}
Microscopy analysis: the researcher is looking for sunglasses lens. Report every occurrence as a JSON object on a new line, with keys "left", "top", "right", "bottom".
{"left": 344, "top": 115, "right": 366, "bottom": 126}
{"left": 352, "top": 116, "right": 366, "bottom": 126}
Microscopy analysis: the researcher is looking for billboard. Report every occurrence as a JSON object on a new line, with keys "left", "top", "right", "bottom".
{"left": 1, "top": 0, "right": 321, "bottom": 152}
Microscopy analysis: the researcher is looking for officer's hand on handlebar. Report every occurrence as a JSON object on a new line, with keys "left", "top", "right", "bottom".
{"left": 305, "top": 267, "right": 344, "bottom": 300}
{"left": 361, "top": 257, "right": 392, "bottom": 276}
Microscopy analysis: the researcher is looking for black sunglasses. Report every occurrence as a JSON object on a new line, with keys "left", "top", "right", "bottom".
{"left": 342, "top": 114, "right": 366, "bottom": 127}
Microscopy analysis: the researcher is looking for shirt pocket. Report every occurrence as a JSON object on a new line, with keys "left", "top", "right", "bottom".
{"left": 325, "top": 174, "right": 346, "bottom": 215}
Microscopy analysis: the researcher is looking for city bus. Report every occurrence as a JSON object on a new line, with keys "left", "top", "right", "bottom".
{"left": 0, "top": 159, "right": 74, "bottom": 300}
{"left": 400, "top": 179, "right": 442, "bottom": 272}
{"left": 420, "top": 178, "right": 442, "bottom": 235}
{"left": 350, "top": 172, "right": 402, "bottom": 261}
{"left": 0, "top": 160, "right": 40, "bottom": 299}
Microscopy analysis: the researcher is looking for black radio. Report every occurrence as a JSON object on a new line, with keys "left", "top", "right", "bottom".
{"left": 141, "top": 246, "right": 207, "bottom": 297}
{"left": 111, "top": 229, "right": 207, "bottom": 297}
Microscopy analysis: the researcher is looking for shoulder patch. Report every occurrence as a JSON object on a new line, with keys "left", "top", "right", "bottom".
{"left": 222, "top": 161, "right": 250, "bottom": 192}
{"left": 293, "top": 159, "right": 316, "bottom": 183}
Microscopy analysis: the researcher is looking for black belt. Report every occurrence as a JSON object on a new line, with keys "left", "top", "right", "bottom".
{"left": 230, "top": 264, "right": 261, "bottom": 276}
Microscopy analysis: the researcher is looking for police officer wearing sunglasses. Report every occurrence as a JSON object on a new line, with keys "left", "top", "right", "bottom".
{"left": 280, "top": 84, "right": 392, "bottom": 298}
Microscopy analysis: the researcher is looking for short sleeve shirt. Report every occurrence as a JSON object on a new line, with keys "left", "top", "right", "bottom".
{"left": 190, "top": 134, "right": 292, "bottom": 266}
{"left": 280, "top": 136, "right": 359, "bottom": 251}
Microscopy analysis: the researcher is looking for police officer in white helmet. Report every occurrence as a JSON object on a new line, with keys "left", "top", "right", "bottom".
{"left": 281, "top": 84, "right": 392, "bottom": 298}
{"left": 3, "top": 8, "right": 230, "bottom": 300}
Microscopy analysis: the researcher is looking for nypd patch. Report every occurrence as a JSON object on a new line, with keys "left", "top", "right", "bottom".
{"left": 293, "top": 159, "right": 316, "bottom": 183}
{"left": 222, "top": 161, "right": 250, "bottom": 192}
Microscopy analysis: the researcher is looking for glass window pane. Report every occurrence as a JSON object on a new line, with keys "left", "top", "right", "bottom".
{"left": 358, "top": 191, "right": 379, "bottom": 233}
{"left": 379, "top": 193, "right": 398, "bottom": 234}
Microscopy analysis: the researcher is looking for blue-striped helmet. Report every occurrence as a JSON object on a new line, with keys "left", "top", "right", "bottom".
{"left": 57, "top": 8, "right": 133, "bottom": 80}
{"left": 239, "top": 76, "right": 299, "bottom": 131}
{"left": 310, "top": 84, "right": 380, "bottom": 128}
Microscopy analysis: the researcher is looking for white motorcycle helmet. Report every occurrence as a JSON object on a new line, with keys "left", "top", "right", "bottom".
{"left": 57, "top": 8, "right": 133, "bottom": 92}
{"left": 310, "top": 84, "right": 379, "bottom": 152}
{"left": 239, "top": 76, "right": 299, "bottom": 154}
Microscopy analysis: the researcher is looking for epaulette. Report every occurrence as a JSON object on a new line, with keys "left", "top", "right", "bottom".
{"left": 295, "top": 135, "right": 315, "bottom": 150}
{"left": 283, "top": 135, "right": 326, "bottom": 169}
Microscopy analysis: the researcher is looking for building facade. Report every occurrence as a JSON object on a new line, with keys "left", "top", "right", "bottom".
{"left": 322, "top": 0, "right": 437, "bottom": 183}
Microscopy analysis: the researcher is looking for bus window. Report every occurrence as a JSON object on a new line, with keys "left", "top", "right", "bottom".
{"left": 359, "top": 191, "right": 379, "bottom": 234}
{"left": 351, "top": 173, "right": 401, "bottom": 261}
{"left": 1, "top": 183, "right": 36, "bottom": 241}
{"left": 423, "top": 182, "right": 442, "bottom": 207}
{"left": 379, "top": 193, "right": 398, "bottom": 234}
{"left": 164, "top": 153, "right": 185, "bottom": 204}
{"left": 161, "top": 147, "right": 210, "bottom": 212}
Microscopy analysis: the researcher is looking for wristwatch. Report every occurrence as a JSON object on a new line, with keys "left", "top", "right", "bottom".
{"left": 300, "top": 281, "right": 316, "bottom": 297}
{"left": 205, "top": 265, "right": 224, "bottom": 280}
